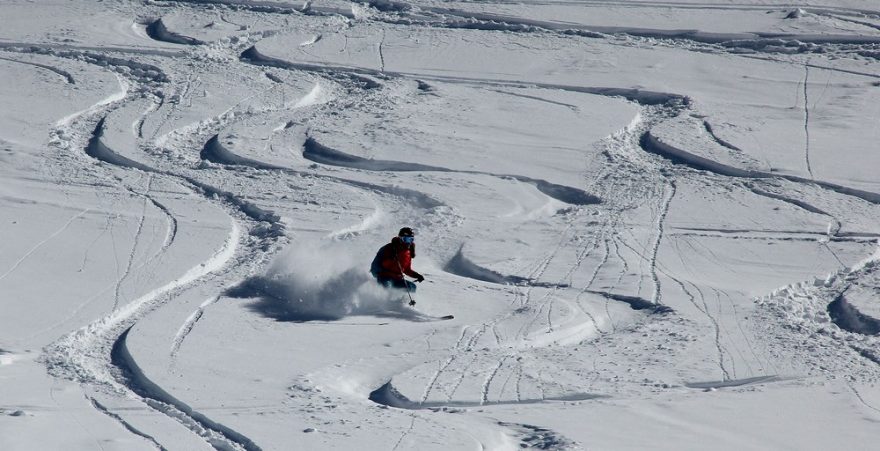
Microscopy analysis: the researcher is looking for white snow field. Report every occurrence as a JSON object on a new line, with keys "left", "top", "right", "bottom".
{"left": 2, "top": 0, "right": 880, "bottom": 449}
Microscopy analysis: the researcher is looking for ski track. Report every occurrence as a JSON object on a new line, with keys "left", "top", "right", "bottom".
{"left": 481, "top": 356, "right": 510, "bottom": 405}
{"left": 46, "top": 219, "right": 248, "bottom": 451}
{"left": 170, "top": 295, "right": 221, "bottom": 359}
{"left": 411, "top": 204, "right": 607, "bottom": 407}
{"left": 690, "top": 281, "right": 731, "bottom": 380}
{"left": 215, "top": 18, "right": 868, "bottom": 442}
{"left": 803, "top": 63, "right": 814, "bottom": 179}
{"left": 140, "top": 182, "right": 179, "bottom": 251}
{"left": 419, "top": 326, "right": 470, "bottom": 405}
{"left": 510, "top": 224, "right": 574, "bottom": 343}
{"left": 497, "top": 361, "right": 517, "bottom": 402}
{"left": 145, "top": 18, "right": 205, "bottom": 46}
{"left": 650, "top": 181, "right": 675, "bottom": 306}
{"left": 78, "top": 214, "right": 113, "bottom": 273}
{"left": 0, "top": 54, "right": 75, "bottom": 84}
{"left": 12, "top": 3, "right": 880, "bottom": 448}
{"left": 420, "top": 355, "right": 457, "bottom": 405}
{"left": 136, "top": 94, "right": 164, "bottom": 140}
{"left": 112, "top": 195, "right": 148, "bottom": 312}
{"left": 301, "top": 137, "right": 600, "bottom": 206}
{"left": 112, "top": 327, "right": 261, "bottom": 451}
{"left": 722, "top": 289, "right": 765, "bottom": 375}
{"left": 711, "top": 287, "right": 740, "bottom": 378}
{"left": 378, "top": 28, "right": 386, "bottom": 73}
{"left": 703, "top": 120, "right": 741, "bottom": 152}
{"left": 390, "top": 414, "right": 417, "bottom": 451}
{"left": 89, "top": 396, "right": 168, "bottom": 451}
{"left": 445, "top": 353, "right": 480, "bottom": 402}
{"left": 148, "top": 71, "right": 197, "bottom": 143}
{"left": 29, "top": 181, "right": 181, "bottom": 341}
{"left": 56, "top": 73, "right": 129, "bottom": 128}
{"left": 46, "top": 216, "right": 240, "bottom": 383}
{"left": 0, "top": 208, "right": 90, "bottom": 283}
{"left": 822, "top": 11, "right": 880, "bottom": 33}
{"left": 28, "top": 44, "right": 281, "bottom": 450}
{"left": 848, "top": 383, "right": 880, "bottom": 416}
{"left": 0, "top": 7, "right": 579, "bottom": 447}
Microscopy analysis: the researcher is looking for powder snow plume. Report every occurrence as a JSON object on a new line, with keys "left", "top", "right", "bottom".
{"left": 237, "top": 242, "right": 406, "bottom": 321}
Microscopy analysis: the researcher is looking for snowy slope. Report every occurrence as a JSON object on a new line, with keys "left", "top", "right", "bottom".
{"left": 2, "top": 1, "right": 880, "bottom": 450}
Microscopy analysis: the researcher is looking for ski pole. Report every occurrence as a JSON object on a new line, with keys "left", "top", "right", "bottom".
{"left": 403, "top": 283, "right": 416, "bottom": 306}
{"left": 396, "top": 260, "right": 416, "bottom": 306}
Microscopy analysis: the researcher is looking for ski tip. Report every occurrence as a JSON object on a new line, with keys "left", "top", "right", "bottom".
{"left": 439, "top": 315, "right": 454, "bottom": 320}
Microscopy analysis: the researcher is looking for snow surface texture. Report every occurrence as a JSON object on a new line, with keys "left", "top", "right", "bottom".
{"left": 1, "top": 0, "right": 880, "bottom": 450}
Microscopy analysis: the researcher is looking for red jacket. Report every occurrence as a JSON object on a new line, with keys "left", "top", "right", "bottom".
{"left": 370, "top": 237, "right": 421, "bottom": 280}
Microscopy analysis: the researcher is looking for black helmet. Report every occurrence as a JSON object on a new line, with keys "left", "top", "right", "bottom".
{"left": 398, "top": 227, "right": 414, "bottom": 237}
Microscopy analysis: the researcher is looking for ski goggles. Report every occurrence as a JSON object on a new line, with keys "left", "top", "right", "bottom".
{"left": 401, "top": 236, "right": 415, "bottom": 244}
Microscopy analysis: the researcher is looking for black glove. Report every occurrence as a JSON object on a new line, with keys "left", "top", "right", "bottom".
{"left": 415, "top": 274, "right": 425, "bottom": 283}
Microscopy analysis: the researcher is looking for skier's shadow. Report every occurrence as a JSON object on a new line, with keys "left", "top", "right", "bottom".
{"left": 227, "top": 276, "right": 422, "bottom": 323}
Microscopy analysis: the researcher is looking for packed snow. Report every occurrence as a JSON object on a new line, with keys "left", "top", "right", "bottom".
{"left": 2, "top": 0, "right": 880, "bottom": 450}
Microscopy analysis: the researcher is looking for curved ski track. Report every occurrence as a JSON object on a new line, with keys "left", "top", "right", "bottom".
{"left": 27, "top": 40, "right": 278, "bottom": 451}
{"left": 10, "top": 2, "right": 880, "bottom": 449}
{"left": 175, "top": 5, "right": 880, "bottom": 448}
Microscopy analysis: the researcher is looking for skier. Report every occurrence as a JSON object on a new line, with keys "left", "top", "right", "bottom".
{"left": 370, "top": 227, "right": 425, "bottom": 305}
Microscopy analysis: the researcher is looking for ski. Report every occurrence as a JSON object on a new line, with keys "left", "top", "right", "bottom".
{"left": 412, "top": 313, "right": 454, "bottom": 322}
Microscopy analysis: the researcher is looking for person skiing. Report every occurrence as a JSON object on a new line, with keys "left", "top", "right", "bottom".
{"left": 370, "top": 227, "right": 425, "bottom": 305}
